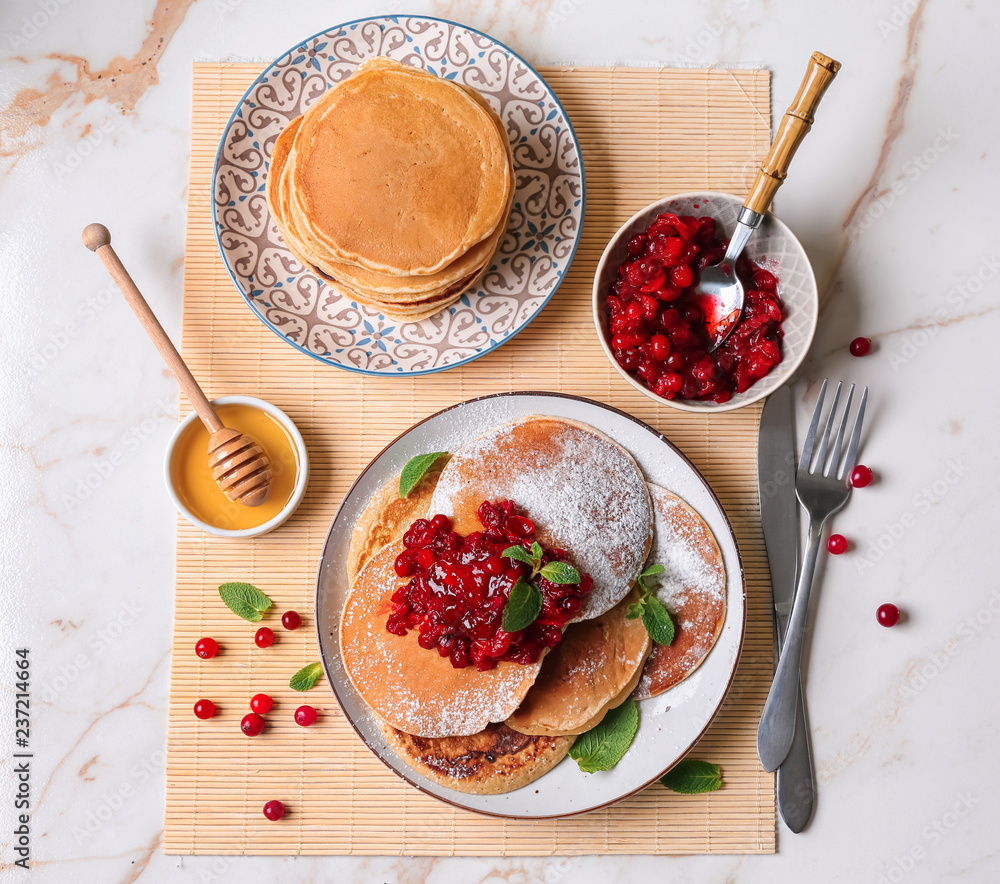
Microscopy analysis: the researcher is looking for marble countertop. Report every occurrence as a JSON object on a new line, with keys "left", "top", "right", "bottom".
{"left": 2, "top": 0, "right": 997, "bottom": 880}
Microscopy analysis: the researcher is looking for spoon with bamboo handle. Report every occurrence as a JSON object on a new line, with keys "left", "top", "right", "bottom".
{"left": 82, "top": 223, "right": 272, "bottom": 507}
{"left": 702, "top": 51, "right": 841, "bottom": 351}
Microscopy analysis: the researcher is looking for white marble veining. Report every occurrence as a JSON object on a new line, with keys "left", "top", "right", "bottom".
{"left": 1, "top": 0, "right": 998, "bottom": 880}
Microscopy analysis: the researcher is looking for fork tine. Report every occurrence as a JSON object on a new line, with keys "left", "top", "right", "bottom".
{"left": 826, "top": 384, "right": 855, "bottom": 477}
{"left": 813, "top": 381, "right": 842, "bottom": 474}
{"left": 839, "top": 385, "right": 869, "bottom": 479}
{"left": 799, "top": 379, "right": 828, "bottom": 470}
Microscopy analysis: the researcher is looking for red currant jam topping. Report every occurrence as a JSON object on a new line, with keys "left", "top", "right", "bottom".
{"left": 877, "top": 603, "right": 900, "bottom": 627}
{"left": 386, "top": 500, "right": 593, "bottom": 671}
{"left": 195, "top": 637, "right": 218, "bottom": 659}
{"left": 193, "top": 699, "right": 216, "bottom": 720}
{"left": 254, "top": 627, "right": 275, "bottom": 648}
{"left": 250, "top": 693, "right": 272, "bottom": 715}
{"left": 850, "top": 336, "right": 872, "bottom": 357}
{"left": 827, "top": 534, "right": 848, "bottom": 555}
{"left": 607, "top": 212, "right": 785, "bottom": 402}
{"left": 262, "top": 800, "right": 285, "bottom": 821}
{"left": 851, "top": 465, "right": 873, "bottom": 488}
{"left": 281, "top": 610, "right": 302, "bottom": 631}
{"left": 294, "top": 705, "right": 317, "bottom": 727}
{"left": 241, "top": 712, "right": 265, "bottom": 737}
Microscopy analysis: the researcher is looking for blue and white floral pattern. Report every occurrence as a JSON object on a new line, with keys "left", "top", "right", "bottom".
{"left": 213, "top": 16, "right": 585, "bottom": 375}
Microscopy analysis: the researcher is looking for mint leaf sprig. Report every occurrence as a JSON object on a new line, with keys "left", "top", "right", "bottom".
{"left": 660, "top": 759, "right": 722, "bottom": 794}
{"left": 399, "top": 451, "right": 448, "bottom": 498}
{"left": 500, "top": 542, "right": 581, "bottom": 632}
{"left": 289, "top": 662, "right": 324, "bottom": 692}
{"left": 219, "top": 582, "right": 272, "bottom": 623}
{"left": 626, "top": 564, "right": 675, "bottom": 646}
{"left": 568, "top": 698, "right": 639, "bottom": 773}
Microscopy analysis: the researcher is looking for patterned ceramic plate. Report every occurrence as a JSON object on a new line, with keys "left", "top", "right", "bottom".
{"left": 213, "top": 16, "right": 585, "bottom": 376}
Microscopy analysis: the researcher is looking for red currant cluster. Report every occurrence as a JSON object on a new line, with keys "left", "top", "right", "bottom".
{"left": 386, "top": 500, "right": 592, "bottom": 670}
{"left": 608, "top": 212, "right": 784, "bottom": 402}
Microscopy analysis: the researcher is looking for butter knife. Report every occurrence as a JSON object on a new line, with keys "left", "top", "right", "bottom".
{"left": 758, "top": 385, "right": 814, "bottom": 832}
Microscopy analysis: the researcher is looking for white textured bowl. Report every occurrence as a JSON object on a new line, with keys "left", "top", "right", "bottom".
{"left": 163, "top": 395, "right": 308, "bottom": 539}
{"left": 592, "top": 191, "right": 818, "bottom": 413}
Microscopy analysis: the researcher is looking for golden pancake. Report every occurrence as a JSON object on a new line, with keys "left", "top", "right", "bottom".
{"left": 315, "top": 276, "right": 461, "bottom": 323}
{"left": 276, "top": 146, "right": 502, "bottom": 305}
{"left": 276, "top": 85, "right": 513, "bottom": 299}
{"left": 377, "top": 719, "right": 573, "bottom": 795}
{"left": 428, "top": 416, "right": 654, "bottom": 622}
{"left": 340, "top": 543, "right": 543, "bottom": 737}
{"left": 266, "top": 87, "right": 514, "bottom": 322}
{"left": 265, "top": 113, "right": 300, "bottom": 226}
{"left": 291, "top": 58, "right": 510, "bottom": 275}
{"left": 346, "top": 469, "right": 443, "bottom": 588}
{"left": 633, "top": 484, "right": 727, "bottom": 700}
{"left": 506, "top": 588, "right": 651, "bottom": 736}
{"left": 330, "top": 266, "right": 481, "bottom": 310}
{"left": 264, "top": 58, "right": 514, "bottom": 321}
{"left": 322, "top": 84, "right": 512, "bottom": 297}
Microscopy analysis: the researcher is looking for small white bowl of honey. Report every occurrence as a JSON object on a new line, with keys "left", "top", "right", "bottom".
{"left": 164, "top": 396, "right": 308, "bottom": 538}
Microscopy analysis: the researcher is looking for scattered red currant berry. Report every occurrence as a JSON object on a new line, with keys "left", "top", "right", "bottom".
{"left": 193, "top": 699, "right": 216, "bottom": 720}
{"left": 254, "top": 627, "right": 275, "bottom": 648}
{"left": 877, "top": 604, "right": 900, "bottom": 627}
{"left": 849, "top": 336, "right": 872, "bottom": 357}
{"left": 851, "top": 465, "right": 873, "bottom": 488}
{"left": 250, "top": 693, "right": 273, "bottom": 715}
{"left": 432, "top": 514, "right": 452, "bottom": 532}
{"left": 262, "top": 800, "right": 285, "bottom": 821}
{"left": 241, "top": 712, "right": 265, "bottom": 737}
{"left": 195, "top": 637, "right": 219, "bottom": 659}
{"left": 281, "top": 610, "right": 302, "bottom": 631}
{"left": 294, "top": 705, "right": 317, "bottom": 727}
{"left": 827, "top": 534, "right": 848, "bottom": 555}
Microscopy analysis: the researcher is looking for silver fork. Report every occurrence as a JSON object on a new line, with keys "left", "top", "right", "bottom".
{"left": 757, "top": 379, "right": 869, "bottom": 772}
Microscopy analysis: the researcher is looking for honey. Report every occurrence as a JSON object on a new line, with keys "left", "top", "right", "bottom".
{"left": 170, "top": 403, "right": 298, "bottom": 531}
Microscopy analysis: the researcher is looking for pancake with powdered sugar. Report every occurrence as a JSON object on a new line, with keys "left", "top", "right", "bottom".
{"left": 632, "top": 484, "right": 727, "bottom": 700}
{"left": 506, "top": 587, "right": 651, "bottom": 737}
{"left": 428, "top": 416, "right": 653, "bottom": 622}
{"left": 340, "top": 542, "right": 543, "bottom": 738}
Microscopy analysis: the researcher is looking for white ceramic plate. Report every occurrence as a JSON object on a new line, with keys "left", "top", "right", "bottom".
{"left": 213, "top": 15, "right": 585, "bottom": 376}
{"left": 315, "top": 392, "right": 746, "bottom": 818}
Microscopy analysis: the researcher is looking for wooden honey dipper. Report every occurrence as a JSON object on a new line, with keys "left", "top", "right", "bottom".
{"left": 83, "top": 223, "right": 272, "bottom": 507}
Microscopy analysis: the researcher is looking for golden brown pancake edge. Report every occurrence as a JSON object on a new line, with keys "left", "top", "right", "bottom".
{"left": 505, "top": 587, "right": 651, "bottom": 737}
{"left": 632, "top": 483, "right": 727, "bottom": 700}
{"left": 340, "top": 543, "right": 544, "bottom": 738}
{"left": 377, "top": 718, "right": 574, "bottom": 795}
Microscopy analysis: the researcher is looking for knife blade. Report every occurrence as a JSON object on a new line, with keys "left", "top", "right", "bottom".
{"left": 758, "top": 385, "right": 814, "bottom": 832}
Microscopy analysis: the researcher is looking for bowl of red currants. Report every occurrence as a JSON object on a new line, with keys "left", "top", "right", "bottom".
{"left": 593, "top": 191, "right": 818, "bottom": 412}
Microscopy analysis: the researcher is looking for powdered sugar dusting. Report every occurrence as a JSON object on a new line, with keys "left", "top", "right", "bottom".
{"left": 633, "top": 483, "right": 727, "bottom": 698}
{"left": 646, "top": 487, "right": 725, "bottom": 609}
{"left": 429, "top": 417, "right": 653, "bottom": 620}
{"left": 341, "top": 546, "right": 540, "bottom": 737}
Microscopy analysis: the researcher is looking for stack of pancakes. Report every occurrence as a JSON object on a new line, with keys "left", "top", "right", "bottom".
{"left": 266, "top": 57, "right": 514, "bottom": 321}
{"left": 340, "top": 416, "right": 728, "bottom": 794}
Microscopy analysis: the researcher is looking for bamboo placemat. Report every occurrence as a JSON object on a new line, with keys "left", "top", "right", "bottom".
{"left": 165, "top": 62, "right": 775, "bottom": 856}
